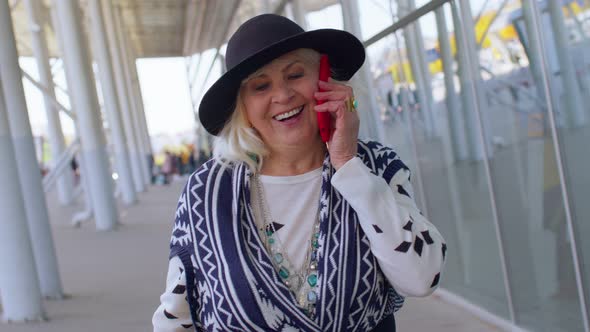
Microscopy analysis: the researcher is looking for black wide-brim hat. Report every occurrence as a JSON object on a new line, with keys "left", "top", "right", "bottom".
{"left": 198, "top": 14, "right": 366, "bottom": 135}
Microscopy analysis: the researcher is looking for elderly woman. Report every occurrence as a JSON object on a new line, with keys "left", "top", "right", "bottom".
{"left": 153, "top": 14, "right": 446, "bottom": 332}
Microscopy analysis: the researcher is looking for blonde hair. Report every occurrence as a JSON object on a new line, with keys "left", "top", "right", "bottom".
{"left": 212, "top": 48, "right": 321, "bottom": 173}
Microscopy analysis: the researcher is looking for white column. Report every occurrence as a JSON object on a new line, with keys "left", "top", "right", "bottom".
{"left": 547, "top": 0, "right": 586, "bottom": 128}
{"left": 54, "top": 0, "right": 118, "bottom": 231}
{"left": 118, "top": 15, "right": 151, "bottom": 186}
{"left": 124, "top": 41, "right": 153, "bottom": 183}
{"left": 452, "top": 0, "right": 490, "bottom": 160}
{"left": 400, "top": 0, "right": 436, "bottom": 138}
{"left": 113, "top": 6, "right": 151, "bottom": 187}
{"left": 132, "top": 64, "right": 154, "bottom": 179}
{"left": 128, "top": 49, "right": 153, "bottom": 157}
{"left": 0, "top": 78, "right": 45, "bottom": 322}
{"left": 435, "top": 7, "right": 468, "bottom": 161}
{"left": 0, "top": 0, "right": 64, "bottom": 300}
{"left": 50, "top": 4, "right": 96, "bottom": 216}
{"left": 519, "top": 1, "right": 562, "bottom": 127}
{"left": 403, "top": 21, "right": 434, "bottom": 138}
{"left": 101, "top": 1, "right": 145, "bottom": 193}
{"left": 24, "top": 0, "right": 74, "bottom": 206}
{"left": 340, "top": 0, "right": 385, "bottom": 142}
{"left": 410, "top": 0, "right": 437, "bottom": 138}
{"left": 87, "top": 0, "right": 136, "bottom": 205}
{"left": 129, "top": 60, "right": 152, "bottom": 184}
{"left": 287, "top": 0, "right": 307, "bottom": 29}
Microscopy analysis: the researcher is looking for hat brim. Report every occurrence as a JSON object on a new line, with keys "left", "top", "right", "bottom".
{"left": 198, "top": 29, "right": 366, "bottom": 136}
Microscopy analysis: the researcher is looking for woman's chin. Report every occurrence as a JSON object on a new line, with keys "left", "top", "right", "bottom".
{"left": 269, "top": 132, "right": 323, "bottom": 150}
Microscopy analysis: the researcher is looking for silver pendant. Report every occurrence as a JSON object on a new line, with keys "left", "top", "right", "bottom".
{"left": 289, "top": 275, "right": 303, "bottom": 290}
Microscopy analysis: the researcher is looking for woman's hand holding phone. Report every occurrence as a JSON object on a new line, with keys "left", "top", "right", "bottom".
{"left": 314, "top": 55, "right": 359, "bottom": 171}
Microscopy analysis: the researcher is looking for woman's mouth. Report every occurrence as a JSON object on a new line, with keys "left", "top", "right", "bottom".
{"left": 274, "top": 106, "right": 304, "bottom": 121}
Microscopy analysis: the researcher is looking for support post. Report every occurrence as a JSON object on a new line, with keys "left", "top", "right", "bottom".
{"left": 340, "top": 0, "right": 385, "bottom": 141}
{"left": 24, "top": 0, "right": 74, "bottom": 206}
{"left": 87, "top": 0, "right": 136, "bottom": 205}
{"left": 411, "top": 0, "right": 437, "bottom": 138}
{"left": 402, "top": 0, "right": 437, "bottom": 138}
{"left": 113, "top": 6, "right": 151, "bottom": 186}
{"left": 287, "top": 0, "right": 308, "bottom": 29}
{"left": 124, "top": 41, "right": 153, "bottom": 182}
{"left": 435, "top": 6, "right": 468, "bottom": 161}
{"left": 0, "top": 77, "right": 45, "bottom": 322}
{"left": 547, "top": 0, "right": 586, "bottom": 127}
{"left": 451, "top": 0, "right": 489, "bottom": 160}
{"left": 0, "top": 0, "right": 64, "bottom": 300}
{"left": 520, "top": 0, "right": 561, "bottom": 128}
{"left": 101, "top": 1, "right": 145, "bottom": 193}
{"left": 53, "top": 0, "right": 119, "bottom": 231}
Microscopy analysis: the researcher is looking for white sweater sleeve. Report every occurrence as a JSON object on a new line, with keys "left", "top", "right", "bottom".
{"left": 331, "top": 157, "right": 446, "bottom": 297}
{"left": 152, "top": 256, "right": 195, "bottom": 331}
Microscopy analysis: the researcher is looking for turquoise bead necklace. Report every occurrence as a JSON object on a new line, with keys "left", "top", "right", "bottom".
{"left": 254, "top": 175, "right": 321, "bottom": 318}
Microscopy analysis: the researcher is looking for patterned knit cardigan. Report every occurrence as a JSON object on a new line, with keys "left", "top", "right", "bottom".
{"left": 169, "top": 140, "right": 406, "bottom": 331}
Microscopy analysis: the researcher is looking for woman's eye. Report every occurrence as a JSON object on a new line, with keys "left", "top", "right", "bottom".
{"left": 288, "top": 72, "right": 304, "bottom": 80}
{"left": 254, "top": 83, "right": 269, "bottom": 91}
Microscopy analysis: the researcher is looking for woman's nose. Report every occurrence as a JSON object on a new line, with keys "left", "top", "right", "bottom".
{"left": 271, "top": 82, "right": 294, "bottom": 104}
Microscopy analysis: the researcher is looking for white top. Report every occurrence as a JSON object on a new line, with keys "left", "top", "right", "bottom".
{"left": 251, "top": 167, "right": 323, "bottom": 271}
{"left": 153, "top": 157, "right": 446, "bottom": 331}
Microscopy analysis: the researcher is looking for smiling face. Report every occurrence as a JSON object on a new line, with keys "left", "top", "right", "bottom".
{"left": 239, "top": 49, "right": 323, "bottom": 154}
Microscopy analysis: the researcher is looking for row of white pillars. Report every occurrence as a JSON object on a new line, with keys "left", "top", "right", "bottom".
{"left": 0, "top": 0, "right": 64, "bottom": 310}
{"left": 1, "top": 0, "right": 155, "bottom": 321}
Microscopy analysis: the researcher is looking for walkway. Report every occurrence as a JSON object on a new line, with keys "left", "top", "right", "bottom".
{"left": 2, "top": 177, "right": 501, "bottom": 332}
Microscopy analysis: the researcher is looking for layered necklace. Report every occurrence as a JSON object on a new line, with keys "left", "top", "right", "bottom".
{"left": 253, "top": 174, "right": 321, "bottom": 318}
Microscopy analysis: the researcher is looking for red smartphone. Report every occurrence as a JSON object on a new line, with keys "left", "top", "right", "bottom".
{"left": 316, "top": 55, "right": 331, "bottom": 143}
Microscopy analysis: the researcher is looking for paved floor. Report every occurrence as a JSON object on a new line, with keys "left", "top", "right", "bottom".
{"left": 2, "top": 177, "right": 501, "bottom": 332}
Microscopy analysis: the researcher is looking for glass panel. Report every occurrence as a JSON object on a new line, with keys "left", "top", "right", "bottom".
{"left": 464, "top": 0, "right": 585, "bottom": 330}
{"left": 367, "top": 3, "right": 512, "bottom": 319}
{"left": 542, "top": 0, "right": 590, "bottom": 327}
{"left": 365, "top": 0, "right": 589, "bottom": 329}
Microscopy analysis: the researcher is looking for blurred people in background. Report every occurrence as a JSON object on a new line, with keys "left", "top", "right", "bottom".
{"left": 161, "top": 151, "right": 174, "bottom": 185}
{"left": 152, "top": 144, "right": 211, "bottom": 185}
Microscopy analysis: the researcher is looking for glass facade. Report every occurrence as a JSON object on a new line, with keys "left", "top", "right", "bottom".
{"left": 348, "top": 0, "right": 590, "bottom": 331}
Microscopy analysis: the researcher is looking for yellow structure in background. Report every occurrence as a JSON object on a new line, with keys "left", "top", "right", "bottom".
{"left": 389, "top": 0, "right": 590, "bottom": 83}
{"left": 388, "top": 2, "right": 526, "bottom": 83}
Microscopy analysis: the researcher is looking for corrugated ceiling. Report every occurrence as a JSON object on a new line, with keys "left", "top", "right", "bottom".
{"left": 10, "top": 0, "right": 337, "bottom": 58}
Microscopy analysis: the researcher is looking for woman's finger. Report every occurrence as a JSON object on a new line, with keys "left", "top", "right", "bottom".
{"left": 318, "top": 79, "right": 353, "bottom": 93}
{"left": 314, "top": 100, "right": 346, "bottom": 114}
{"left": 314, "top": 90, "right": 349, "bottom": 102}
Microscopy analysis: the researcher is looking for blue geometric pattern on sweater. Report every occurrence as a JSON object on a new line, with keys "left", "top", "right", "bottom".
{"left": 168, "top": 140, "right": 405, "bottom": 331}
